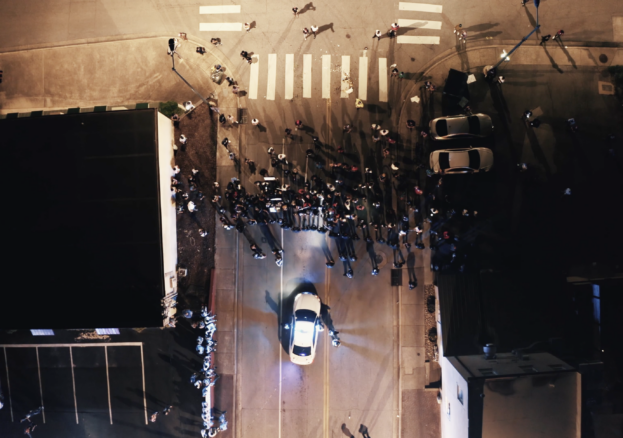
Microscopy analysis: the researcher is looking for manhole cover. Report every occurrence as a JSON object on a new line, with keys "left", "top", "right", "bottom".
{"left": 375, "top": 250, "right": 387, "bottom": 268}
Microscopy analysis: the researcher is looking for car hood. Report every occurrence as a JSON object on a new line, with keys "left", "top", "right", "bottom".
{"left": 293, "top": 292, "right": 321, "bottom": 313}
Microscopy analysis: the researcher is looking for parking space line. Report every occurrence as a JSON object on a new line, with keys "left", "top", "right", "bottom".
{"left": 140, "top": 345, "right": 148, "bottom": 425}
{"left": 104, "top": 346, "right": 113, "bottom": 424}
{"left": 35, "top": 347, "right": 45, "bottom": 423}
{"left": 3, "top": 347, "right": 14, "bottom": 422}
{"left": 69, "top": 347, "right": 79, "bottom": 424}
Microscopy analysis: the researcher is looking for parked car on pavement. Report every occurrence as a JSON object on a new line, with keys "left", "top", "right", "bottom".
{"left": 429, "top": 147, "right": 494, "bottom": 174}
{"left": 429, "top": 114, "right": 493, "bottom": 140}
{"left": 286, "top": 292, "right": 323, "bottom": 365}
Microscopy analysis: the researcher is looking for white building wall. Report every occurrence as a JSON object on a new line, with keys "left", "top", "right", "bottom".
{"left": 440, "top": 355, "right": 470, "bottom": 438}
{"left": 157, "top": 112, "right": 178, "bottom": 300}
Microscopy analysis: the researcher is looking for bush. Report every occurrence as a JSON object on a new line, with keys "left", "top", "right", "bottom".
{"left": 159, "top": 101, "right": 183, "bottom": 118}
{"left": 607, "top": 66, "right": 623, "bottom": 98}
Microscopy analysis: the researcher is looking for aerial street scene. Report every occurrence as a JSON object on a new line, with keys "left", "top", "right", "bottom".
{"left": 1, "top": 0, "right": 623, "bottom": 437}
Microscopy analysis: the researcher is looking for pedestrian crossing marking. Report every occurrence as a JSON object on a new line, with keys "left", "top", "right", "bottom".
{"left": 359, "top": 57, "right": 368, "bottom": 101}
{"left": 378, "top": 58, "right": 388, "bottom": 102}
{"left": 398, "top": 18, "right": 442, "bottom": 29}
{"left": 341, "top": 56, "right": 350, "bottom": 98}
{"left": 399, "top": 2, "right": 443, "bottom": 13}
{"left": 249, "top": 55, "right": 259, "bottom": 99}
{"left": 200, "top": 5, "right": 241, "bottom": 14}
{"left": 397, "top": 35, "right": 441, "bottom": 44}
{"left": 322, "top": 55, "right": 331, "bottom": 99}
{"left": 303, "top": 54, "right": 312, "bottom": 98}
{"left": 199, "top": 23, "right": 243, "bottom": 31}
{"left": 266, "top": 54, "right": 277, "bottom": 100}
{"left": 285, "top": 54, "right": 294, "bottom": 100}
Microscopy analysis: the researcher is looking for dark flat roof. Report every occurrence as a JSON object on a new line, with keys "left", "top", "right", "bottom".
{"left": 0, "top": 110, "right": 164, "bottom": 329}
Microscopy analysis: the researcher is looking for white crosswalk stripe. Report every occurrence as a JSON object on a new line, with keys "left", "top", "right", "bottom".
{"left": 199, "top": 4, "right": 242, "bottom": 32}
{"left": 397, "top": 2, "right": 443, "bottom": 45}
{"left": 245, "top": 53, "right": 397, "bottom": 102}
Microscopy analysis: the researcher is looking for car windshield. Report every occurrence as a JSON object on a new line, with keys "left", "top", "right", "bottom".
{"left": 468, "top": 150, "right": 481, "bottom": 169}
{"left": 295, "top": 309, "right": 317, "bottom": 322}
{"left": 467, "top": 116, "right": 480, "bottom": 135}
{"left": 292, "top": 345, "right": 312, "bottom": 356}
{"left": 438, "top": 152, "right": 450, "bottom": 170}
{"left": 435, "top": 119, "right": 448, "bottom": 137}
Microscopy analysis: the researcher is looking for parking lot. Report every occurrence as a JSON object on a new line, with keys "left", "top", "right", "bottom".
{"left": 0, "top": 343, "right": 147, "bottom": 434}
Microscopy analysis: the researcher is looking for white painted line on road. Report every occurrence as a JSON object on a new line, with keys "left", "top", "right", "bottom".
{"left": 267, "top": 54, "right": 277, "bottom": 100}
{"left": 303, "top": 54, "right": 312, "bottom": 98}
{"left": 0, "top": 343, "right": 143, "bottom": 348}
{"left": 249, "top": 55, "right": 259, "bottom": 99}
{"left": 341, "top": 56, "right": 350, "bottom": 98}
{"left": 35, "top": 347, "right": 45, "bottom": 423}
{"left": 399, "top": 2, "right": 443, "bottom": 13}
{"left": 278, "top": 227, "right": 284, "bottom": 438}
{"left": 199, "top": 23, "right": 243, "bottom": 32}
{"left": 3, "top": 347, "right": 14, "bottom": 422}
{"left": 397, "top": 35, "right": 440, "bottom": 44}
{"left": 378, "top": 58, "right": 388, "bottom": 102}
{"left": 105, "top": 346, "right": 113, "bottom": 425}
{"left": 200, "top": 5, "right": 241, "bottom": 14}
{"left": 359, "top": 56, "right": 368, "bottom": 101}
{"left": 69, "top": 347, "right": 79, "bottom": 424}
{"left": 140, "top": 344, "right": 148, "bottom": 425}
{"left": 322, "top": 55, "right": 331, "bottom": 99}
{"left": 398, "top": 18, "right": 442, "bottom": 29}
{"left": 285, "top": 54, "right": 294, "bottom": 100}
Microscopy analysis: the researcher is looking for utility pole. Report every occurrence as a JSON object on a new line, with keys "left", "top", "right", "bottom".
{"left": 168, "top": 38, "right": 211, "bottom": 106}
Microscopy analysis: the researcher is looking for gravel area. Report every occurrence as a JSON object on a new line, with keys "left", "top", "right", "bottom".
{"left": 424, "top": 284, "right": 437, "bottom": 362}
{"left": 172, "top": 103, "right": 217, "bottom": 309}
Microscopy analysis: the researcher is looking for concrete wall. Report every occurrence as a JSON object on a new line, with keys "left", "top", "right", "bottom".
{"left": 440, "top": 356, "right": 469, "bottom": 438}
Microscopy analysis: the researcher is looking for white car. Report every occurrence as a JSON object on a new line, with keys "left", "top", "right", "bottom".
{"left": 429, "top": 147, "right": 494, "bottom": 174}
{"left": 288, "top": 292, "right": 323, "bottom": 365}
{"left": 429, "top": 114, "right": 493, "bottom": 140}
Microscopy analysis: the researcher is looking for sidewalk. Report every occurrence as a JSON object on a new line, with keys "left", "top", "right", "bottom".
{"left": 0, "top": 34, "right": 233, "bottom": 112}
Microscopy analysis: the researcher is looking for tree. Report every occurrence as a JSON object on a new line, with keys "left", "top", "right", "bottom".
{"left": 159, "top": 101, "right": 183, "bottom": 118}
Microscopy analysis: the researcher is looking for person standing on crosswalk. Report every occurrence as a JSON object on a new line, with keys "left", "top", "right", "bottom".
{"left": 303, "top": 28, "right": 310, "bottom": 40}
{"left": 311, "top": 25, "right": 319, "bottom": 39}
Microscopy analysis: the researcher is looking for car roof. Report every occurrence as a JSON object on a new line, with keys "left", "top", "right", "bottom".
{"left": 292, "top": 321, "right": 315, "bottom": 347}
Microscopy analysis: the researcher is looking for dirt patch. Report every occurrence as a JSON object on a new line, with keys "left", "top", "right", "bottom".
{"left": 173, "top": 103, "right": 218, "bottom": 309}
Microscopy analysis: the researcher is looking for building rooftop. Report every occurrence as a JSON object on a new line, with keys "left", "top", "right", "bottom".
{"left": 0, "top": 109, "right": 166, "bottom": 329}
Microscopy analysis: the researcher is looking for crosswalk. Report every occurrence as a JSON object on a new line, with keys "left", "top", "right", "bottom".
{"left": 397, "top": 2, "right": 443, "bottom": 44}
{"left": 245, "top": 54, "right": 393, "bottom": 102}
{"left": 199, "top": 5, "right": 242, "bottom": 32}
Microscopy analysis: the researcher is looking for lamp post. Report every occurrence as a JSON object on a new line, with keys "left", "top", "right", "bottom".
{"left": 485, "top": 0, "right": 541, "bottom": 77}
{"left": 168, "top": 38, "right": 211, "bottom": 106}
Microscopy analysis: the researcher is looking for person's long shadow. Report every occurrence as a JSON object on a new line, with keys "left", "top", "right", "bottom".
{"left": 556, "top": 40, "right": 577, "bottom": 69}
{"left": 299, "top": 2, "right": 316, "bottom": 14}
{"left": 320, "top": 303, "right": 336, "bottom": 332}
{"left": 259, "top": 223, "right": 282, "bottom": 251}
{"left": 542, "top": 45, "right": 564, "bottom": 73}
{"left": 341, "top": 423, "right": 355, "bottom": 438}
{"left": 317, "top": 23, "right": 335, "bottom": 35}
{"left": 407, "top": 251, "right": 418, "bottom": 285}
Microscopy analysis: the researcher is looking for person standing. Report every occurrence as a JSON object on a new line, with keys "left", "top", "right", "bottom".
{"left": 311, "top": 25, "right": 319, "bottom": 38}
{"left": 459, "top": 30, "right": 467, "bottom": 42}
{"left": 372, "top": 30, "right": 382, "bottom": 39}
{"left": 355, "top": 98, "right": 364, "bottom": 110}
{"left": 303, "top": 28, "right": 310, "bottom": 40}
{"left": 252, "top": 118, "right": 259, "bottom": 126}
{"left": 292, "top": 7, "right": 299, "bottom": 17}
{"left": 150, "top": 411, "right": 159, "bottom": 422}
{"left": 454, "top": 24, "right": 462, "bottom": 35}
{"left": 244, "top": 22, "right": 251, "bottom": 32}
{"left": 540, "top": 34, "right": 551, "bottom": 45}
{"left": 552, "top": 29, "right": 564, "bottom": 40}
{"left": 179, "top": 134, "right": 187, "bottom": 145}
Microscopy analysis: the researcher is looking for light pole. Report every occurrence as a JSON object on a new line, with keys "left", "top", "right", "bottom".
{"left": 485, "top": 0, "right": 541, "bottom": 77}
{"left": 168, "top": 38, "right": 211, "bottom": 106}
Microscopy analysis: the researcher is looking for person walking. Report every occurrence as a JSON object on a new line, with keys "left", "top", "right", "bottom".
{"left": 311, "top": 25, "right": 319, "bottom": 38}
{"left": 252, "top": 118, "right": 259, "bottom": 126}
{"left": 179, "top": 134, "right": 187, "bottom": 145}
{"left": 210, "top": 38, "right": 222, "bottom": 46}
{"left": 244, "top": 22, "right": 251, "bottom": 32}
{"left": 459, "top": 30, "right": 467, "bottom": 42}
{"left": 163, "top": 405, "right": 173, "bottom": 415}
{"left": 552, "top": 29, "right": 564, "bottom": 40}
{"left": 372, "top": 30, "right": 382, "bottom": 39}
{"left": 292, "top": 7, "right": 299, "bottom": 17}
{"left": 540, "top": 34, "right": 551, "bottom": 45}
{"left": 454, "top": 24, "right": 462, "bottom": 35}
{"left": 355, "top": 98, "right": 364, "bottom": 110}
{"left": 303, "top": 27, "right": 310, "bottom": 40}
{"left": 150, "top": 411, "right": 159, "bottom": 423}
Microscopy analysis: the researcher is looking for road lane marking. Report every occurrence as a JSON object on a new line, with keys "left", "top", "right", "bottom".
{"left": 35, "top": 347, "right": 45, "bottom": 423}
{"left": 399, "top": 2, "right": 443, "bottom": 13}
{"left": 285, "top": 54, "right": 294, "bottom": 100}
{"left": 267, "top": 54, "right": 277, "bottom": 100}
{"left": 249, "top": 55, "right": 259, "bottom": 99}
{"left": 341, "top": 55, "right": 350, "bottom": 98}
{"left": 140, "top": 345, "right": 148, "bottom": 425}
{"left": 378, "top": 58, "right": 388, "bottom": 102}
{"left": 397, "top": 35, "right": 441, "bottom": 44}
{"left": 0, "top": 343, "right": 143, "bottom": 348}
{"left": 303, "top": 54, "right": 312, "bottom": 98}
{"left": 200, "top": 5, "right": 241, "bottom": 13}
{"left": 398, "top": 18, "right": 442, "bottom": 29}
{"left": 105, "top": 346, "right": 113, "bottom": 424}
{"left": 69, "top": 347, "right": 79, "bottom": 424}
{"left": 322, "top": 55, "right": 331, "bottom": 99}
{"left": 278, "top": 227, "right": 284, "bottom": 438}
{"left": 3, "top": 347, "right": 14, "bottom": 422}
{"left": 359, "top": 56, "right": 368, "bottom": 101}
{"left": 199, "top": 23, "right": 243, "bottom": 31}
